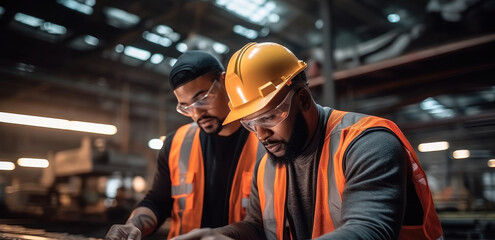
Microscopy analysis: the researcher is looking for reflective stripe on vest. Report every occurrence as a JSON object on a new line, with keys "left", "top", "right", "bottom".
{"left": 259, "top": 110, "right": 443, "bottom": 240}
{"left": 168, "top": 123, "right": 263, "bottom": 238}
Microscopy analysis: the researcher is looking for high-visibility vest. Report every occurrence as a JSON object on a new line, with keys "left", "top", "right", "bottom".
{"left": 257, "top": 110, "right": 443, "bottom": 240}
{"left": 167, "top": 123, "right": 264, "bottom": 238}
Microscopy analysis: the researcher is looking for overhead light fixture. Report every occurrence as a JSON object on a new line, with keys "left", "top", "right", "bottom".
{"left": 176, "top": 42, "right": 188, "bottom": 53}
{"left": 387, "top": 13, "right": 401, "bottom": 23}
{"left": 148, "top": 138, "right": 164, "bottom": 150}
{"left": 488, "top": 159, "right": 495, "bottom": 168}
{"left": 115, "top": 44, "right": 124, "bottom": 53}
{"left": 418, "top": 141, "right": 449, "bottom": 152}
{"left": 216, "top": 0, "right": 279, "bottom": 25}
{"left": 69, "top": 35, "right": 100, "bottom": 50}
{"left": 41, "top": 22, "right": 67, "bottom": 35}
{"left": 168, "top": 58, "right": 177, "bottom": 67}
{"left": 150, "top": 53, "right": 164, "bottom": 64}
{"left": 153, "top": 25, "right": 181, "bottom": 42}
{"left": 124, "top": 46, "right": 151, "bottom": 61}
{"left": 0, "top": 112, "right": 117, "bottom": 135}
{"left": 57, "top": 0, "right": 94, "bottom": 15}
{"left": 259, "top": 27, "right": 270, "bottom": 37}
{"left": 17, "top": 158, "right": 49, "bottom": 168}
{"left": 233, "top": 25, "right": 258, "bottom": 39}
{"left": 14, "top": 13, "right": 43, "bottom": 28}
{"left": 14, "top": 12, "right": 68, "bottom": 36}
{"left": 213, "top": 42, "right": 229, "bottom": 54}
{"left": 0, "top": 161, "right": 15, "bottom": 171}
{"left": 103, "top": 7, "right": 140, "bottom": 28}
{"left": 453, "top": 150, "right": 470, "bottom": 159}
{"left": 315, "top": 19, "right": 324, "bottom": 29}
{"left": 143, "top": 31, "right": 172, "bottom": 47}
{"left": 420, "top": 97, "right": 455, "bottom": 119}
{"left": 84, "top": 35, "right": 99, "bottom": 46}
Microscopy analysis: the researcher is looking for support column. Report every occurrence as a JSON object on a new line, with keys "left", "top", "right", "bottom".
{"left": 318, "top": 0, "right": 336, "bottom": 107}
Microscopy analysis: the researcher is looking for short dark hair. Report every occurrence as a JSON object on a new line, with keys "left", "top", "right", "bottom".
{"left": 291, "top": 71, "right": 308, "bottom": 88}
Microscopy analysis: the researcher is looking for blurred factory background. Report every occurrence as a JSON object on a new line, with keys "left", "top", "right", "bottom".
{"left": 0, "top": 0, "right": 494, "bottom": 239}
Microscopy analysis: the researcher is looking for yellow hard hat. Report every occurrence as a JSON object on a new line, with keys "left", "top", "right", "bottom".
{"left": 223, "top": 42, "right": 307, "bottom": 125}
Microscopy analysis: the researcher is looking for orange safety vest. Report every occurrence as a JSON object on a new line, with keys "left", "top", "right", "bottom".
{"left": 167, "top": 123, "right": 264, "bottom": 238}
{"left": 257, "top": 110, "right": 443, "bottom": 240}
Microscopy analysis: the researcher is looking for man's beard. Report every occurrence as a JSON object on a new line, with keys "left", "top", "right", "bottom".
{"left": 268, "top": 111, "right": 308, "bottom": 165}
{"left": 197, "top": 116, "right": 223, "bottom": 135}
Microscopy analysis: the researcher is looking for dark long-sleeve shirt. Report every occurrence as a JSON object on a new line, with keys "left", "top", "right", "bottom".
{"left": 137, "top": 125, "right": 252, "bottom": 229}
{"left": 218, "top": 106, "right": 421, "bottom": 239}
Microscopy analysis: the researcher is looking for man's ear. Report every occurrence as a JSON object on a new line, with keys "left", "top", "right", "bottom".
{"left": 297, "top": 88, "right": 312, "bottom": 112}
{"left": 219, "top": 72, "right": 226, "bottom": 84}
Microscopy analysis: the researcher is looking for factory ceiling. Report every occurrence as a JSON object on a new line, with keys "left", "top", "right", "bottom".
{"left": 0, "top": 0, "right": 494, "bottom": 169}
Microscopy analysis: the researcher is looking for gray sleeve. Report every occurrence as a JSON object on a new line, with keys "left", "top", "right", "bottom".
{"left": 215, "top": 161, "right": 267, "bottom": 240}
{"left": 316, "top": 129, "right": 407, "bottom": 240}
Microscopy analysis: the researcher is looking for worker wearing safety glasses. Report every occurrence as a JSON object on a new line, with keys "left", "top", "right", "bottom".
{"left": 174, "top": 42, "right": 443, "bottom": 240}
{"left": 105, "top": 51, "right": 264, "bottom": 240}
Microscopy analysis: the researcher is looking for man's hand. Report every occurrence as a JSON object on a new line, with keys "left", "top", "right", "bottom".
{"left": 172, "top": 228, "right": 233, "bottom": 240}
{"left": 105, "top": 224, "right": 142, "bottom": 240}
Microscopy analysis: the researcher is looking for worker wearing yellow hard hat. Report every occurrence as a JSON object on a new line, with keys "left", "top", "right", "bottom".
{"left": 174, "top": 42, "right": 443, "bottom": 240}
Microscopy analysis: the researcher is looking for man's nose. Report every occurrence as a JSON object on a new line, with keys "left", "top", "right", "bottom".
{"left": 255, "top": 126, "right": 272, "bottom": 142}
{"left": 191, "top": 107, "right": 207, "bottom": 118}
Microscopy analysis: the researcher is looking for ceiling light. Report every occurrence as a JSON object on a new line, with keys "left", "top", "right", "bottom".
{"left": 315, "top": 19, "right": 324, "bottom": 29}
{"left": 85, "top": 0, "right": 95, "bottom": 6}
{"left": 124, "top": 46, "right": 151, "bottom": 61}
{"left": 84, "top": 35, "right": 99, "bottom": 46}
{"left": 14, "top": 13, "right": 67, "bottom": 36}
{"left": 488, "top": 159, "right": 495, "bottom": 168}
{"left": 176, "top": 42, "right": 188, "bottom": 53}
{"left": 268, "top": 13, "right": 280, "bottom": 23}
{"left": 57, "top": 0, "right": 93, "bottom": 15}
{"left": 213, "top": 42, "right": 229, "bottom": 54}
{"left": 156, "top": 25, "right": 173, "bottom": 35}
{"left": 168, "top": 58, "right": 177, "bottom": 67}
{"left": 0, "top": 6, "right": 5, "bottom": 17}
{"left": 148, "top": 138, "right": 164, "bottom": 150}
{"left": 103, "top": 7, "right": 140, "bottom": 29}
{"left": 420, "top": 97, "right": 455, "bottom": 119}
{"left": 233, "top": 25, "right": 258, "bottom": 39}
{"left": 17, "top": 158, "right": 49, "bottom": 168}
{"left": 387, "top": 13, "right": 400, "bottom": 23}
{"left": 418, "top": 141, "right": 449, "bottom": 152}
{"left": 14, "top": 13, "right": 43, "bottom": 27}
{"left": 453, "top": 150, "right": 470, "bottom": 159}
{"left": 41, "top": 22, "right": 67, "bottom": 35}
{"left": 153, "top": 25, "right": 181, "bottom": 42}
{"left": 216, "top": 0, "right": 279, "bottom": 25}
{"left": 259, "top": 27, "right": 270, "bottom": 37}
{"left": 0, "top": 111, "right": 117, "bottom": 135}
{"left": 143, "top": 31, "right": 172, "bottom": 47}
{"left": 0, "top": 161, "right": 15, "bottom": 171}
{"left": 150, "top": 53, "right": 164, "bottom": 64}
{"left": 115, "top": 44, "right": 124, "bottom": 53}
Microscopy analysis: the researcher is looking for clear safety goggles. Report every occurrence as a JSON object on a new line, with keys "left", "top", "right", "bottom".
{"left": 240, "top": 90, "right": 295, "bottom": 132}
{"left": 176, "top": 80, "right": 221, "bottom": 116}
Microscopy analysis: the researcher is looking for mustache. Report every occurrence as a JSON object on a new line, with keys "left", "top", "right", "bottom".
{"left": 261, "top": 139, "right": 284, "bottom": 146}
{"left": 198, "top": 116, "right": 215, "bottom": 122}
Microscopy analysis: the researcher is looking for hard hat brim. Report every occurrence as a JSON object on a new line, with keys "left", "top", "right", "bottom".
{"left": 222, "top": 85, "right": 285, "bottom": 126}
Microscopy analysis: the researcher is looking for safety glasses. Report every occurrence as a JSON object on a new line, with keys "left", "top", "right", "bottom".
{"left": 240, "top": 90, "right": 295, "bottom": 132}
{"left": 176, "top": 80, "right": 221, "bottom": 116}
